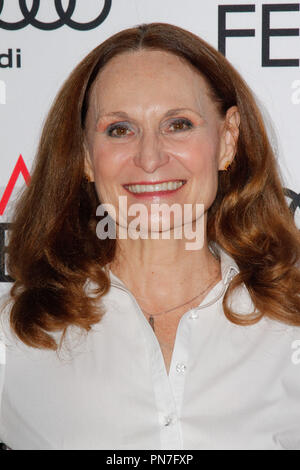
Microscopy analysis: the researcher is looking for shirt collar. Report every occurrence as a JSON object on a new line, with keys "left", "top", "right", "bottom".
{"left": 208, "top": 241, "right": 240, "bottom": 286}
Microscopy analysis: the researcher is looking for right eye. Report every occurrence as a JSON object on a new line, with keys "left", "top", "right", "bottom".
{"left": 106, "top": 122, "right": 133, "bottom": 138}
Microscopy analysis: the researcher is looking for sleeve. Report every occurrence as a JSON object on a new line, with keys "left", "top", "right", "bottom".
{"left": 275, "top": 326, "right": 300, "bottom": 450}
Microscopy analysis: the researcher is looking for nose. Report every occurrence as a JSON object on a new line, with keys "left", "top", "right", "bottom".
{"left": 133, "top": 129, "right": 169, "bottom": 173}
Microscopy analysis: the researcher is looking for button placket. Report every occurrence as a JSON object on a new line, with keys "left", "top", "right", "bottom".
{"left": 167, "top": 314, "right": 190, "bottom": 422}
{"left": 138, "top": 309, "right": 181, "bottom": 448}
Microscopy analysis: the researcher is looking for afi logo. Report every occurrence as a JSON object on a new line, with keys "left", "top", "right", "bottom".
{"left": 0, "top": 154, "right": 30, "bottom": 216}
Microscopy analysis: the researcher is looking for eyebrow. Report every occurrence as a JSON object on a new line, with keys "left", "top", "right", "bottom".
{"left": 96, "top": 107, "right": 203, "bottom": 122}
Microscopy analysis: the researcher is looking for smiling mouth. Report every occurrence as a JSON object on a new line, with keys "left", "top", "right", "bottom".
{"left": 123, "top": 179, "right": 187, "bottom": 194}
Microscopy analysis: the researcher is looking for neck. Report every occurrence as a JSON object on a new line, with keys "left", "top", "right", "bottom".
{"left": 109, "top": 229, "right": 221, "bottom": 310}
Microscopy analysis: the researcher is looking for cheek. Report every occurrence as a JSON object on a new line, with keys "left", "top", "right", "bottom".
{"left": 174, "top": 134, "right": 219, "bottom": 175}
{"left": 90, "top": 138, "right": 128, "bottom": 181}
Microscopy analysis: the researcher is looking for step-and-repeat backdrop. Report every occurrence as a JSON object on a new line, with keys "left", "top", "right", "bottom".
{"left": 0, "top": 0, "right": 299, "bottom": 296}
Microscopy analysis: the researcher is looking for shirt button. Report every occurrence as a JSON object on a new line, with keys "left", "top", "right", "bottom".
{"left": 163, "top": 416, "right": 172, "bottom": 426}
{"left": 162, "top": 414, "right": 176, "bottom": 426}
{"left": 189, "top": 309, "right": 199, "bottom": 319}
{"left": 176, "top": 362, "right": 187, "bottom": 373}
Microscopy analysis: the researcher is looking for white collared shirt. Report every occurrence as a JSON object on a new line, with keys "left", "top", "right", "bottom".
{"left": 0, "top": 242, "right": 300, "bottom": 450}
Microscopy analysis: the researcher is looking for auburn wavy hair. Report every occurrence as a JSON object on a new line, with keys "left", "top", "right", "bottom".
{"left": 3, "top": 22, "right": 300, "bottom": 350}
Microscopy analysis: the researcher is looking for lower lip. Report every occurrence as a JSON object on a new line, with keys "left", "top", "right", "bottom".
{"left": 123, "top": 185, "right": 185, "bottom": 198}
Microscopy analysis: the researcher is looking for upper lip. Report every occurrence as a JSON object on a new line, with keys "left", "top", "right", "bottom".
{"left": 123, "top": 179, "right": 186, "bottom": 186}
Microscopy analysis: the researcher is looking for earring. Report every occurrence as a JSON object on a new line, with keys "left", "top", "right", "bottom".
{"left": 224, "top": 161, "right": 231, "bottom": 171}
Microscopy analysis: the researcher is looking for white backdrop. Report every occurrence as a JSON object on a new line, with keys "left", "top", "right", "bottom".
{"left": 0, "top": 0, "right": 299, "bottom": 294}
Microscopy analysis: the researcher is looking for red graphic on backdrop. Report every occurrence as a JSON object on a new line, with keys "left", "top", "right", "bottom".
{"left": 0, "top": 154, "right": 30, "bottom": 216}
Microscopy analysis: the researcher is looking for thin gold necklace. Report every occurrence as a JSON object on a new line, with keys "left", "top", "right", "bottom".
{"left": 141, "top": 271, "right": 221, "bottom": 332}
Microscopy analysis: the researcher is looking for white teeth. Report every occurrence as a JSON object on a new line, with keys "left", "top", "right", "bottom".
{"left": 127, "top": 181, "right": 185, "bottom": 193}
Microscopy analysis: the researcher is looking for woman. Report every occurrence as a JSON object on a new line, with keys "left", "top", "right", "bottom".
{"left": 0, "top": 22, "right": 300, "bottom": 450}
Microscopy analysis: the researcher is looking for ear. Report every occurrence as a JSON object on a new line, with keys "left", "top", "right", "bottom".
{"left": 83, "top": 140, "right": 95, "bottom": 183}
{"left": 218, "top": 105, "right": 240, "bottom": 171}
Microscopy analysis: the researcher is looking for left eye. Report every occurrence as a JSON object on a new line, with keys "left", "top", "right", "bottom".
{"left": 168, "top": 119, "right": 193, "bottom": 132}
{"left": 106, "top": 122, "right": 133, "bottom": 138}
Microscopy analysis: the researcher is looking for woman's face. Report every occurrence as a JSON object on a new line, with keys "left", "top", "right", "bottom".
{"left": 84, "top": 49, "right": 239, "bottom": 234}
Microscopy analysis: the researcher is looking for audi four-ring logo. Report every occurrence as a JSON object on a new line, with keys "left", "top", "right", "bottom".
{"left": 0, "top": 0, "right": 112, "bottom": 30}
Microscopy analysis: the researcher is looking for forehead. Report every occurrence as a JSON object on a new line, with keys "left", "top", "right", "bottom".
{"left": 97, "top": 49, "right": 202, "bottom": 79}
{"left": 89, "top": 49, "right": 214, "bottom": 112}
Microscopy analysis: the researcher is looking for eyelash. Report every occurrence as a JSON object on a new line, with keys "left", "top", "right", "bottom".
{"left": 106, "top": 118, "right": 193, "bottom": 138}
